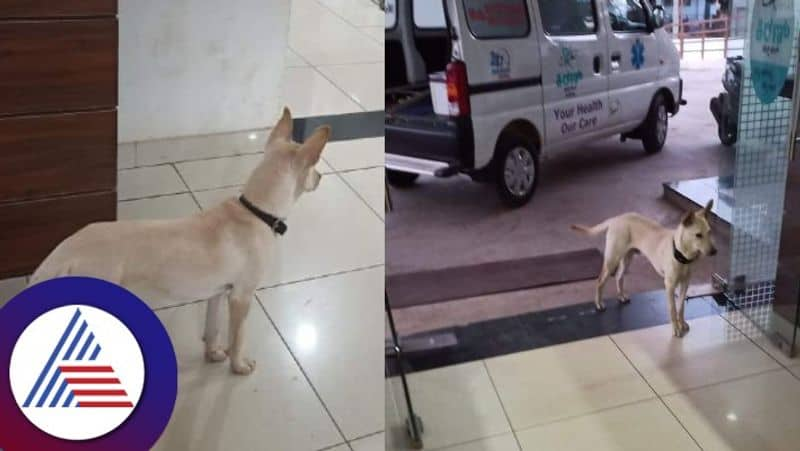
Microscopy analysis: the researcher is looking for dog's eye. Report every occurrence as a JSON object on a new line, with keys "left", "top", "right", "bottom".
{"left": 695, "top": 233, "right": 703, "bottom": 238}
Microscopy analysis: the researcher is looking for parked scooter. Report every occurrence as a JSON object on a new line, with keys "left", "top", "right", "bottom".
{"left": 709, "top": 56, "right": 743, "bottom": 146}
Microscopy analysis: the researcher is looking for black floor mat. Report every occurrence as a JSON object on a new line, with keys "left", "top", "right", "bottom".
{"left": 386, "top": 290, "right": 724, "bottom": 376}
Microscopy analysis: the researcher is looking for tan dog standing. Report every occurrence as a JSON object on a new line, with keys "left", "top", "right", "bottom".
{"left": 30, "top": 108, "right": 330, "bottom": 374}
{"left": 572, "top": 200, "right": 717, "bottom": 337}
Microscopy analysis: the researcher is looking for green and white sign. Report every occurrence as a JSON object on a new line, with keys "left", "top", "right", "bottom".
{"left": 750, "top": 0, "right": 795, "bottom": 104}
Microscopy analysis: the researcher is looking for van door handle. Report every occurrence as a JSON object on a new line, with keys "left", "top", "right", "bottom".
{"left": 593, "top": 55, "right": 602, "bottom": 74}
{"left": 610, "top": 52, "right": 622, "bottom": 72}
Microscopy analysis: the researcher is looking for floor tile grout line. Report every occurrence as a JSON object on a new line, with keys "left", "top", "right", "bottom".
{"left": 118, "top": 190, "right": 190, "bottom": 203}
{"left": 257, "top": 264, "right": 385, "bottom": 290}
{"left": 170, "top": 163, "right": 204, "bottom": 212}
{"left": 346, "top": 429, "right": 384, "bottom": 442}
{"left": 131, "top": 149, "right": 266, "bottom": 169}
{"left": 417, "top": 431, "right": 517, "bottom": 451}
{"left": 507, "top": 396, "right": 659, "bottom": 436}
{"left": 308, "top": 0, "right": 383, "bottom": 39}
{"left": 285, "top": 44, "right": 367, "bottom": 112}
{"left": 607, "top": 334, "right": 705, "bottom": 451}
{"left": 316, "top": 442, "right": 349, "bottom": 451}
{"left": 716, "top": 309, "right": 800, "bottom": 381}
{"left": 311, "top": 64, "right": 369, "bottom": 112}
{"left": 121, "top": 135, "right": 381, "bottom": 172}
{"left": 481, "top": 360, "right": 524, "bottom": 451}
{"left": 152, "top": 264, "right": 384, "bottom": 312}
{"left": 254, "top": 293, "right": 350, "bottom": 446}
{"left": 333, "top": 169, "right": 384, "bottom": 223}
{"left": 117, "top": 164, "right": 377, "bottom": 203}
{"left": 118, "top": 169, "right": 335, "bottom": 203}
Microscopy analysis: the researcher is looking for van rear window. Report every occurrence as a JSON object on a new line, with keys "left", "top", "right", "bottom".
{"left": 386, "top": 0, "right": 397, "bottom": 29}
{"left": 413, "top": 0, "right": 447, "bottom": 29}
{"left": 462, "top": 0, "right": 530, "bottom": 39}
{"left": 538, "top": 0, "right": 597, "bottom": 36}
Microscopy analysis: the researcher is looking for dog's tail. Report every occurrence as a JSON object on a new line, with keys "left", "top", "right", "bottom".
{"left": 570, "top": 220, "right": 610, "bottom": 237}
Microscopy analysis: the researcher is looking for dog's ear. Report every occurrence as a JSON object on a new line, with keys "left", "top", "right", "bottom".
{"left": 297, "top": 125, "right": 331, "bottom": 167}
{"left": 267, "top": 107, "right": 293, "bottom": 144}
{"left": 682, "top": 211, "right": 695, "bottom": 227}
{"left": 700, "top": 199, "right": 714, "bottom": 217}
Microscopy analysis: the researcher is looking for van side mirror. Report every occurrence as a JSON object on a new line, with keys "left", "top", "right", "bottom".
{"left": 652, "top": 5, "right": 665, "bottom": 29}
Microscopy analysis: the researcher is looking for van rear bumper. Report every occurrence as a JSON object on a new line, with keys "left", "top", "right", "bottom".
{"left": 385, "top": 113, "right": 474, "bottom": 174}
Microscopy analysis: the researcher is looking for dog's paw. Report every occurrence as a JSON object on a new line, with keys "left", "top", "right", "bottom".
{"left": 231, "top": 358, "right": 256, "bottom": 375}
{"left": 205, "top": 347, "right": 228, "bottom": 363}
{"left": 618, "top": 296, "right": 631, "bottom": 305}
{"left": 680, "top": 321, "right": 691, "bottom": 334}
{"left": 595, "top": 302, "right": 607, "bottom": 313}
{"left": 673, "top": 323, "right": 689, "bottom": 338}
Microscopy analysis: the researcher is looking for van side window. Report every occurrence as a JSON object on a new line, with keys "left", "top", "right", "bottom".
{"left": 462, "top": 0, "right": 530, "bottom": 39}
{"left": 607, "top": 0, "right": 649, "bottom": 32}
{"left": 537, "top": 0, "right": 597, "bottom": 36}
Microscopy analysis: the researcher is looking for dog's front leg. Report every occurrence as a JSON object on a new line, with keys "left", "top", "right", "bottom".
{"left": 677, "top": 282, "right": 690, "bottom": 335}
{"left": 228, "top": 288, "right": 257, "bottom": 375}
{"left": 664, "top": 281, "right": 682, "bottom": 337}
{"left": 204, "top": 292, "right": 228, "bottom": 362}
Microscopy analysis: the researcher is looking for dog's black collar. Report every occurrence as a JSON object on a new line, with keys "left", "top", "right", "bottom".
{"left": 238, "top": 196, "right": 287, "bottom": 235}
{"left": 673, "top": 240, "right": 695, "bottom": 265}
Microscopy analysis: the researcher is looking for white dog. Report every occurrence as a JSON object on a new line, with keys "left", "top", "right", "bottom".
{"left": 571, "top": 200, "right": 717, "bottom": 337}
{"left": 30, "top": 107, "right": 330, "bottom": 374}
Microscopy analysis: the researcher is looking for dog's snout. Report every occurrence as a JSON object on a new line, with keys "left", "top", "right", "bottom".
{"left": 709, "top": 247, "right": 718, "bottom": 256}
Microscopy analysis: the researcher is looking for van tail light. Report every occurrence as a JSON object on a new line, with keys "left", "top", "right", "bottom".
{"left": 446, "top": 60, "right": 470, "bottom": 116}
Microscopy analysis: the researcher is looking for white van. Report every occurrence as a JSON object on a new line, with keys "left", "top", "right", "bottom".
{"left": 385, "top": 0, "right": 684, "bottom": 207}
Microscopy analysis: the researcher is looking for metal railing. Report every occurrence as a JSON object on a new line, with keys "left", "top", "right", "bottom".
{"left": 666, "top": 15, "right": 736, "bottom": 59}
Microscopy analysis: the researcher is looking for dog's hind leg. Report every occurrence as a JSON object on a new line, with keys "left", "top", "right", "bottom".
{"left": 596, "top": 236, "right": 625, "bottom": 312}
{"left": 204, "top": 291, "right": 228, "bottom": 362}
{"left": 615, "top": 251, "right": 634, "bottom": 305}
{"left": 595, "top": 265, "right": 611, "bottom": 312}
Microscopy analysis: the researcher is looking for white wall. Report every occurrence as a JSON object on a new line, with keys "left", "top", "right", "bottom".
{"left": 118, "top": 0, "right": 290, "bottom": 142}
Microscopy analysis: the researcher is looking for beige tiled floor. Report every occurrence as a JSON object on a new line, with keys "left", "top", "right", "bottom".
{"left": 118, "top": 165, "right": 187, "bottom": 201}
{"left": 284, "top": 0, "right": 383, "bottom": 117}
{"left": 486, "top": 336, "right": 655, "bottom": 431}
{"left": 323, "top": 138, "right": 384, "bottom": 172}
{"left": 257, "top": 267, "right": 384, "bottom": 441}
{"left": 663, "top": 369, "right": 800, "bottom": 451}
{"left": 282, "top": 67, "right": 364, "bottom": 117}
{"left": 318, "top": 63, "right": 384, "bottom": 111}
{"left": 288, "top": 0, "right": 383, "bottom": 66}
{"left": 153, "top": 301, "right": 342, "bottom": 451}
{"left": 117, "top": 193, "right": 200, "bottom": 221}
{"left": 387, "top": 361, "right": 511, "bottom": 451}
{"left": 349, "top": 432, "right": 386, "bottom": 451}
{"left": 611, "top": 315, "right": 781, "bottom": 395}
{"left": 516, "top": 399, "right": 700, "bottom": 451}
{"left": 342, "top": 168, "right": 385, "bottom": 220}
{"left": 387, "top": 312, "right": 800, "bottom": 451}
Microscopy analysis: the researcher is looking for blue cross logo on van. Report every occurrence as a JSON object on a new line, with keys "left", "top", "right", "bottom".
{"left": 490, "top": 48, "right": 511, "bottom": 79}
{"left": 631, "top": 39, "right": 645, "bottom": 69}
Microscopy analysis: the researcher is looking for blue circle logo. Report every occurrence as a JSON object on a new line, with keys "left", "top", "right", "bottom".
{"left": 0, "top": 277, "right": 177, "bottom": 450}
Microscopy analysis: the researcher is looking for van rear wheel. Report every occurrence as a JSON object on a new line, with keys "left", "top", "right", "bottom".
{"left": 386, "top": 170, "right": 419, "bottom": 188}
{"left": 641, "top": 93, "right": 668, "bottom": 154}
{"left": 494, "top": 133, "right": 539, "bottom": 208}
